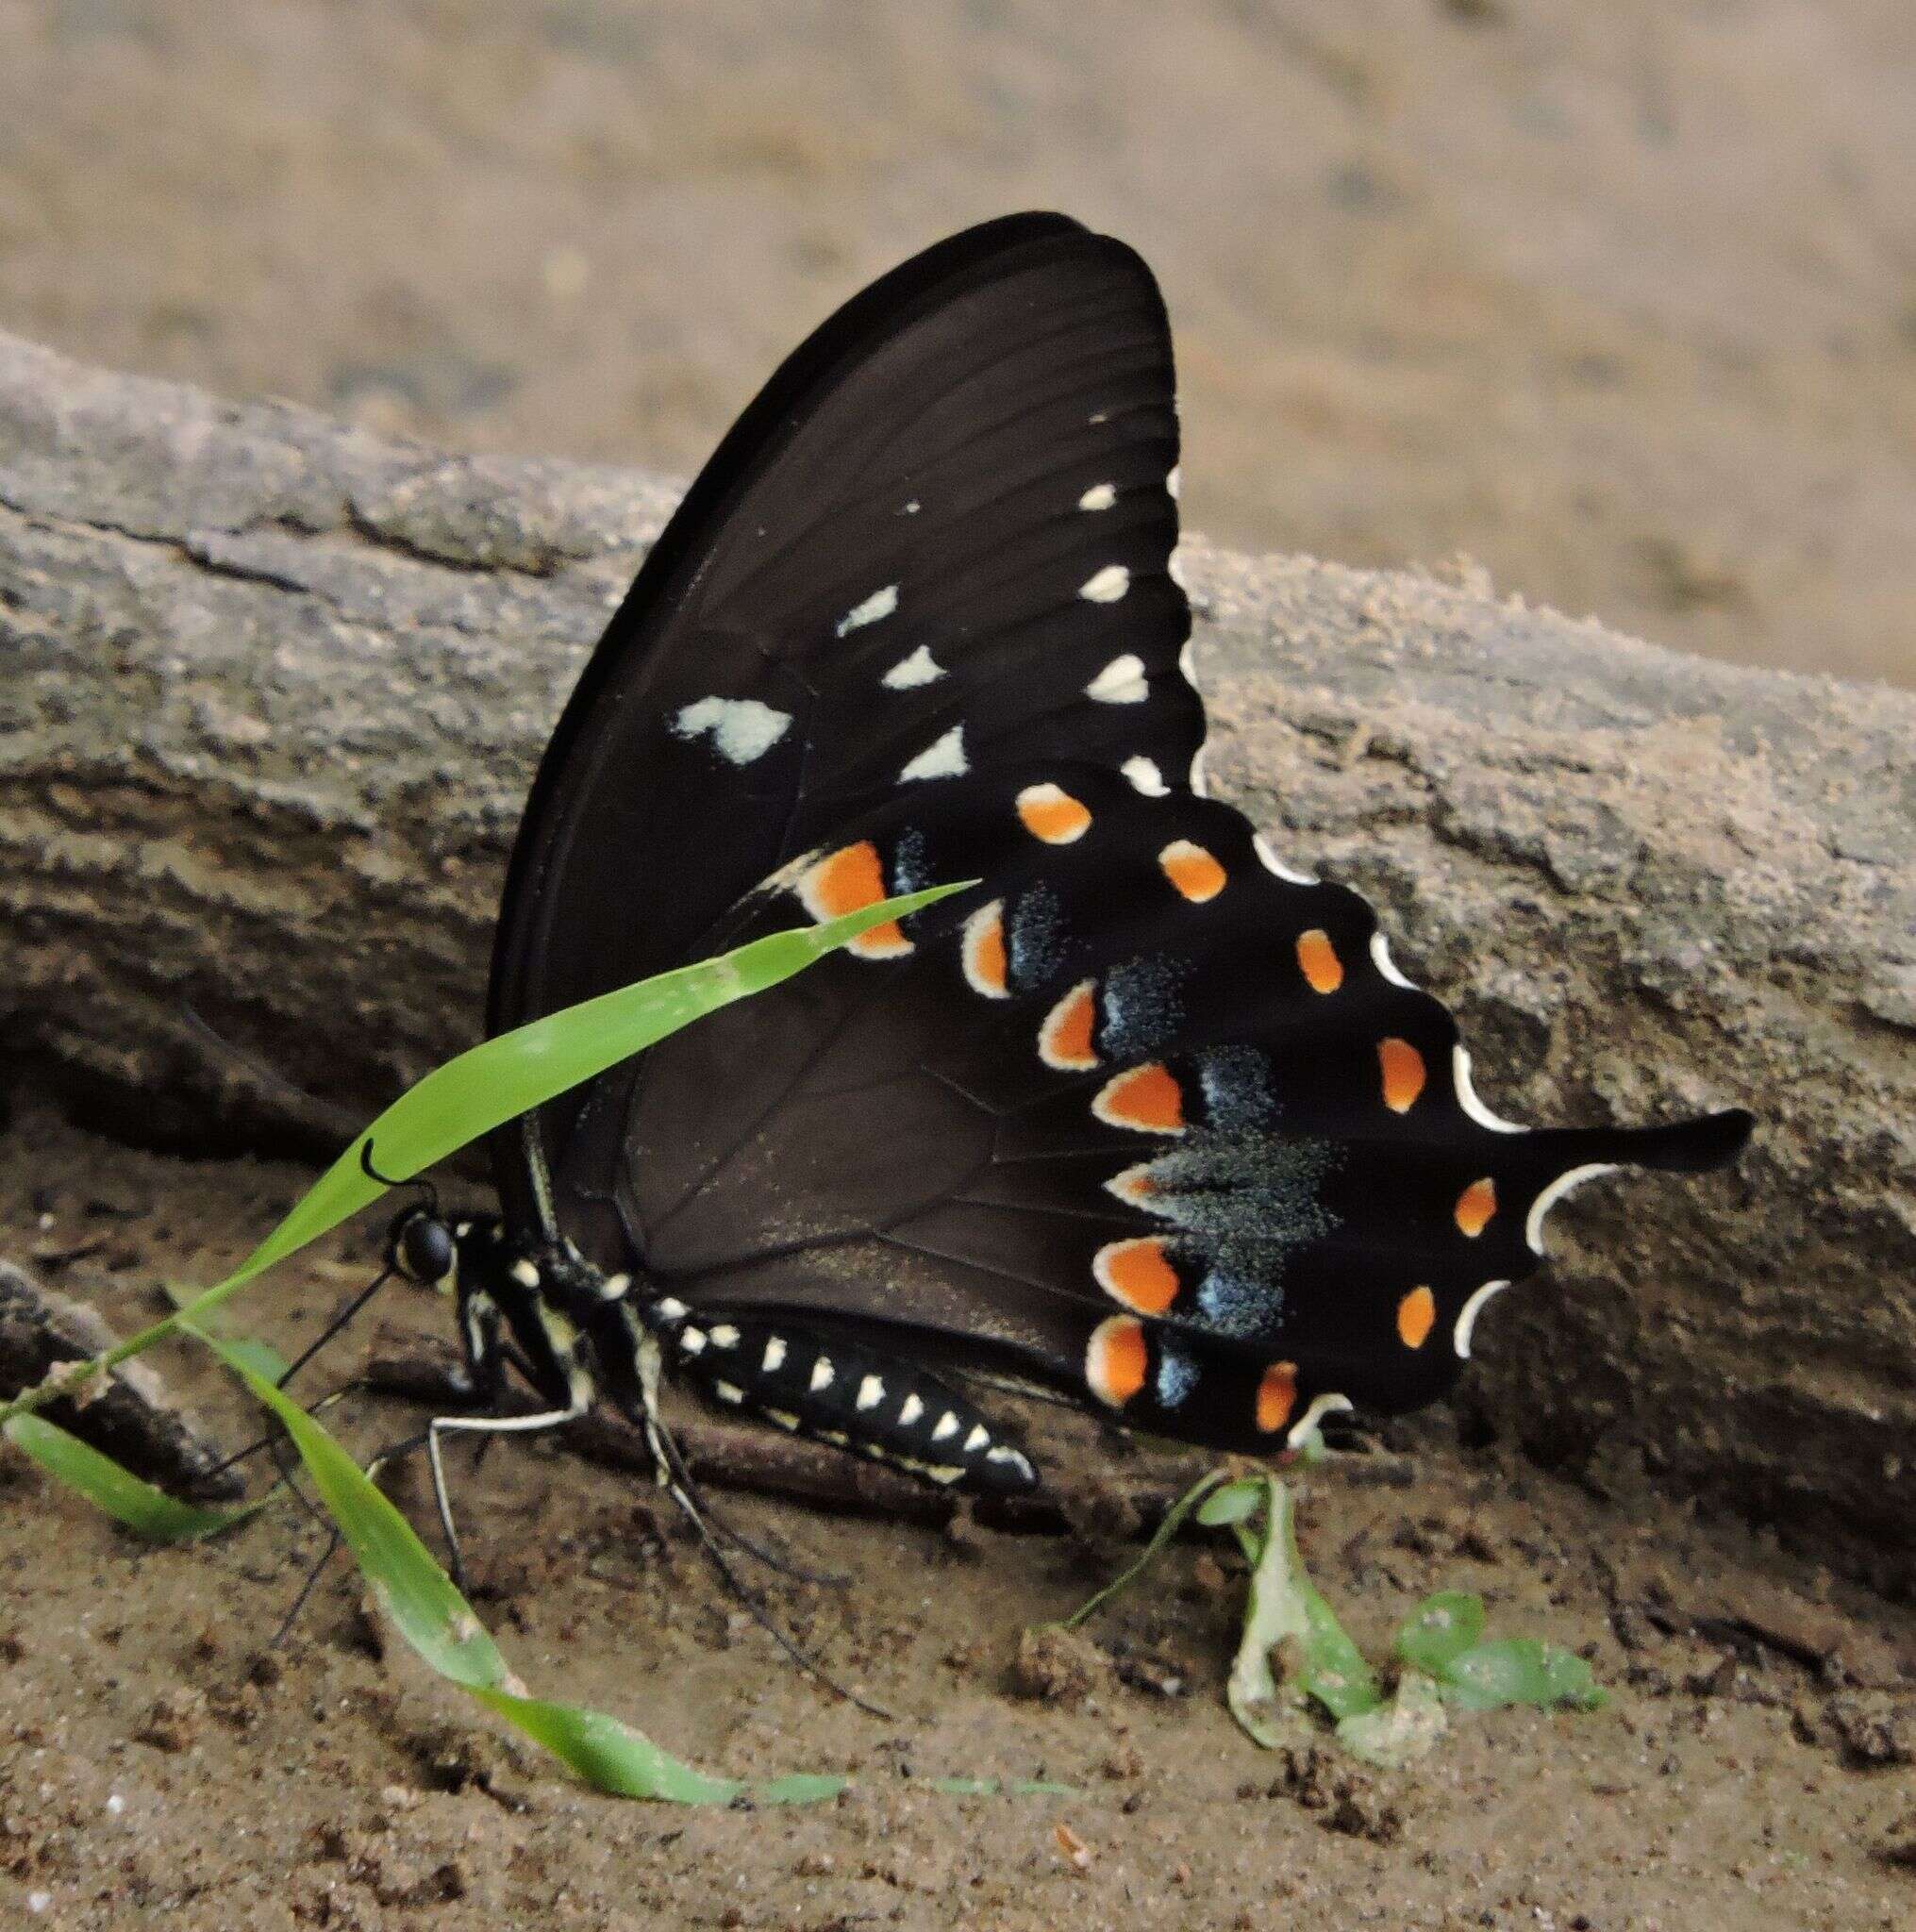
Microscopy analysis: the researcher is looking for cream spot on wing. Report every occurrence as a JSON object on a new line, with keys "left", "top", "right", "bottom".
{"left": 836, "top": 584, "right": 899, "bottom": 635}
{"left": 899, "top": 1392, "right": 925, "bottom": 1426}
{"left": 809, "top": 1356, "right": 834, "bottom": 1392}
{"left": 679, "top": 1328, "right": 707, "bottom": 1356}
{"left": 899, "top": 724, "right": 968, "bottom": 782}
{"left": 1086, "top": 653, "right": 1149, "bottom": 704}
{"left": 856, "top": 1374, "right": 885, "bottom": 1411}
{"left": 670, "top": 696, "right": 793, "bottom": 767}
{"left": 1122, "top": 755, "right": 1169, "bottom": 795}
{"left": 901, "top": 499, "right": 921, "bottom": 514}
{"left": 1255, "top": 832, "right": 1319, "bottom": 887}
{"left": 1189, "top": 745, "right": 1209, "bottom": 796}
{"left": 882, "top": 643, "right": 945, "bottom": 690}
{"left": 1168, "top": 550, "right": 1191, "bottom": 592}
{"left": 1454, "top": 1046, "right": 1526, "bottom": 1134}
{"left": 1079, "top": 563, "right": 1130, "bottom": 604}
{"left": 962, "top": 1424, "right": 990, "bottom": 1453}
{"left": 1079, "top": 481, "right": 1118, "bottom": 511}
{"left": 931, "top": 1410, "right": 961, "bottom": 1442}
{"left": 509, "top": 1258, "right": 541, "bottom": 1289}
{"left": 708, "top": 1324, "right": 739, "bottom": 1349}
{"left": 1166, "top": 464, "right": 1180, "bottom": 500}
{"left": 1524, "top": 1164, "right": 1621, "bottom": 1254}
{"left": 1454, "top": 1280, "right": 1511, "bottom": 1358}
{"left": 1370, "top": 931, "right": 1415, "bottom": 988}
{"left": 712, "top": 1380, "right": 744, "bottom": 1405}
{"left": 1286, "top": 1391, "right": 1354, "bottom": 1450}
{"left": 761, "top": 1337, "right": 787, "bottom": 1374}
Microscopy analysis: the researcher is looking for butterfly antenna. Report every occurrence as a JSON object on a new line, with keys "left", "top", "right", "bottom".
{"left": 649, "top": 1418, "right": 891, "bottom": 1719}
{"left": 273, "top": 1524, "right": 344, "bottom": 1648}
{"left": 359, "top": 1140, "right": 439, "bottom": 1221}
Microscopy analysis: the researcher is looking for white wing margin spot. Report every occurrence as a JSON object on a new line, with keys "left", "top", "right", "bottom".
{"left": 837, "top": 584, "right": 899, "bottom": 636}
{"left": 1524, "top": 1163, "right": 1621, "bottom": 1254}
{"left": 1453, "top": 1047, "right": 1526, "bottom": 1135}
{"left": 1453, "top": 1280, "right": 1511, "bottom": 1358}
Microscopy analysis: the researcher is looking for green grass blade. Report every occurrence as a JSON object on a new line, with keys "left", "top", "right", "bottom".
{"left": 1060, "top": 1467, "right": 1230, "bottom": 1630}
{"left": 193, "top": 1327, "right": 844, "bottom": 1803}
{"left": 161, "top": 1281, "right": 292, "bottom": 1385}
{"left": 0, "top": 884, "right": 967, "bottom": 1426}
{"left": 3, "top": 1415, "right": 262, "bottom": 1542}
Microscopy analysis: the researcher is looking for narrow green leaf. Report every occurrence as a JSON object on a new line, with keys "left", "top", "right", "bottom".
{"left": 192, "top": 1327, "right": 844, "bottom": 1803}
{"left": 161, "top": 1281, "right": 291, "bottom": 1385}
{"left": 1061, "top": 1466, "right": 1230, "bottom": 1630}
{"left": 0, "top": 885, "right": 967, "bottom": 1426}
{"left": 1392, "top": 1590, "right": 1488, "bottom": 1677}
{"left": 1436, "top": 1638, "right": 1608, "bottom": 1713}
{"left": 4, "top": 1415, "right": 261, "bottom": 1543}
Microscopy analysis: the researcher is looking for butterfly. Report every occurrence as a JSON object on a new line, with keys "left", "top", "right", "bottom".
{"left": 384, "top": 212, "right": 1752, "bottom": 1512}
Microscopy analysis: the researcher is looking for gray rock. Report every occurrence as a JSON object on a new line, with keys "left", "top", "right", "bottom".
{"left": 1, "top": 330, "right": 1909, "bottom": 1585}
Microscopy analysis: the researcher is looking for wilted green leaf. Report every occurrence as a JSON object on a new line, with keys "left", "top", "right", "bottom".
{"left": 1437, "top": 1638, "right": 1608, "bottom": 1713}
{"left": 1393, "top": 1590, "right": 1489, "bottom": 1677}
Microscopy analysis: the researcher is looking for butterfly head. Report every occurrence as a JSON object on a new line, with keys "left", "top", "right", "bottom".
{"left": 386, "top": 1204, "right": 459, "bottom": 1295}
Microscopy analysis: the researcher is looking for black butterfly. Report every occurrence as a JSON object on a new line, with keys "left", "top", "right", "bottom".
{"left": 384, "top": 213, "right": 1751, "bottom": 1513}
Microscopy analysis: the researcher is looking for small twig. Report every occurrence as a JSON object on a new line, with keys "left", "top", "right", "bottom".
{"left": 0, "top": 1259, "right": 243, "bottom": 1497}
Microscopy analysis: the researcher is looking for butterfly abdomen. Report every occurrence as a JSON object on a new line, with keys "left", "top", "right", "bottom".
{"left": 646, "top": 1299, "right": 1037, "bottom": 1496}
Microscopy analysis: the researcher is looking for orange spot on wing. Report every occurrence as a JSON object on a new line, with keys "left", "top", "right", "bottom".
{"left": 1017, "top": 783, "right": 1092, "bottom": 844}
{"left": 1296, "top": 928, "right": 1342, "bottom": 993}
{"left": 1378, "top": 1037, "right": 1426, "bottom": 1112}
{"left": 1039, "top": 980, "right": 1099, "bottom": 1070}
{"left": 1159, "top": 840, "right": 1226, "bottom": 903}
{"left": 1256, "top": 1361, "right": 1298, "bottom": 1434}
{"left": 1397, "top": 1286, "right": 1437, "bottom": 1350}
{"left": 961, "top": 902, "right": 1009, "bottom": 998}
{"left": 1093, "top": 1239, "right": 1181, "bottom": 1315}
{"left": 1093, "top": 1063, "right": 1186, "bottom": 1134}
{"left": 1455, "top": 1177, "right": 1496, "bottom": 1237}
{"left": 1106, "top": 1163, "right": 1159, "bottom": 1206}
{"left": 798, "top": 840, "right": 912, "bottom": 959}
{"left": 1086, "top": 1316, "right": 1149, "bottom": 1408}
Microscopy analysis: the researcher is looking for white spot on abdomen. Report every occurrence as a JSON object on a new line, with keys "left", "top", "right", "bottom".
{"left": 1086, "top": 654, "right": 1148, "bottom": 704}
{"left": 1078, "top": 482, "right": 1117, "bottom": 511}
{"left": 1079, "top": 564, "right": 1130, "bottom": 604}
{"left": 882, "top": 643, "right": 944, "bottom": 690}
{"left": 899, "top": 724, "right": 968, "bottom": 782}
{"left": 836, "top": 584, "right": 899, "bottom": 636}
{"left": 671, "top": 696, "right": 793, "bottom": 767}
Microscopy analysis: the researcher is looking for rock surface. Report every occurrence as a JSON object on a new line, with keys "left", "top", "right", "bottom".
{"left": 2, "top": 330, "right": 1910, "bottom": 1585}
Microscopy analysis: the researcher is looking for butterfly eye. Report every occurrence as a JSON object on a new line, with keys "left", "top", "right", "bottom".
{"left": 393, "top": 1211, "right": 456, "bottom": 1287}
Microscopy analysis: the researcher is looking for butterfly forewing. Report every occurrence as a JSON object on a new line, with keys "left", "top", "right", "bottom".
{"left": 488, "top": 215, "right": 1196, "bottom": 1241}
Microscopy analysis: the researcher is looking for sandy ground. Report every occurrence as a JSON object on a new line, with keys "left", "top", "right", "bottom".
{"left": 0, "top": 0, "right": 1910, "bottom": 686}
{"left": 2, "top": 1101, "right": 1913, "bottom": 1931}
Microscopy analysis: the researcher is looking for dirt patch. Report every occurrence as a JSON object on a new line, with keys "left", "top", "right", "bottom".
{"left": 3, "top": 1098, "right": 1913, "bottom": 1929}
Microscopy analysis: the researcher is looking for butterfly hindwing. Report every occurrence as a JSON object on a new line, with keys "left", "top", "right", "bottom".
{"left": 574, "top": 765, "right": 1748, "bottom": 1455}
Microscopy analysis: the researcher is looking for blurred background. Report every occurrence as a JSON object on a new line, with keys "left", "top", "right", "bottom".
{"left": 0, "top": 0, "right": 1908, "bottom": 685}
